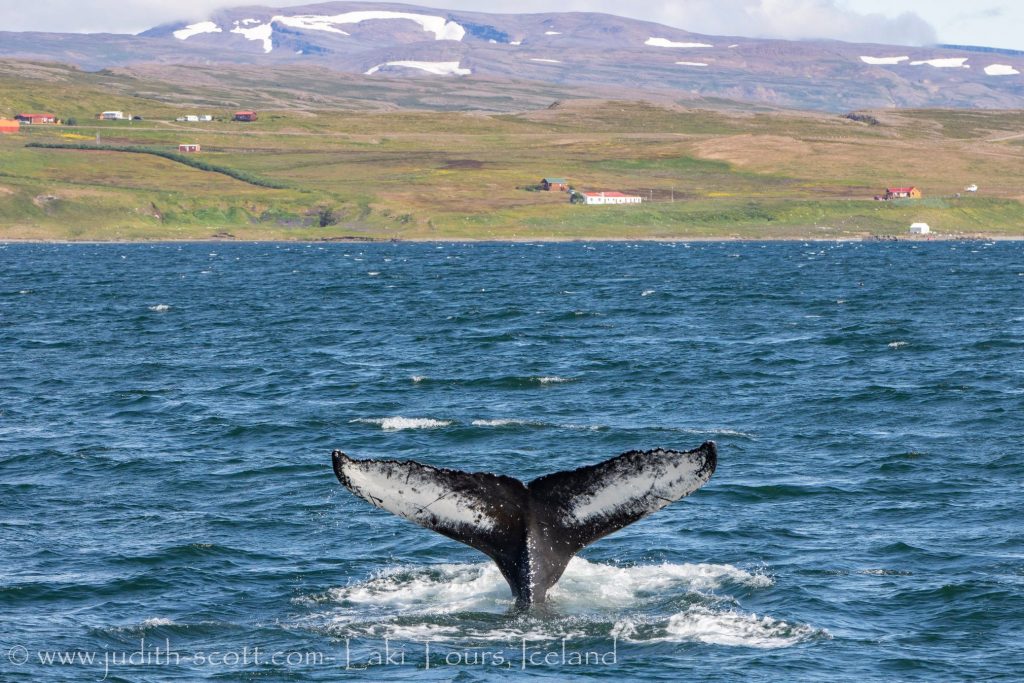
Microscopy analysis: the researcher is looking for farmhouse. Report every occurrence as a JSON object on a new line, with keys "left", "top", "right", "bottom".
{"left": 178, "top": 143, "right": 201, "bottom": 153}
{"left": 909, "top": 222, "right": 931, "bottom": 235}
{"left": 885, "top": 186, "right": 922, "bottom": 200}
{"left": 540, "top": 177, "right": 568, "bottom": 191}
{"left": 233, "top": 111, "right": 258, "bottom": 122}
{"left": 14, "top": 113, "right": 56, "bottom": 124}
{"left": 581, "top": 191, "right": 643, "bottom": 205}
{"left": 100, "top": 111, "right": 125, "bottom": 120}
{"left": 0, "top": 119, "right": 20, "bottom": 134}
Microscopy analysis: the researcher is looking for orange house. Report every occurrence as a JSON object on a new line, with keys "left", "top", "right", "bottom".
{"left": 0, "top": 119, "right": 20, "bottom": 134}
{"left": 233, "top": 111, "right": 258, "bottom": 122}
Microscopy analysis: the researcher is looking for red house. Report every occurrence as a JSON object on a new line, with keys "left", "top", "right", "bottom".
{"left": 178, "top": 143, "right": 201, "bottom": 153}
{"left": 233, "top": 111, "right": 258, "bottom": 122}
{"left": 15, "top": 113, "right": 56, "bottom": 125}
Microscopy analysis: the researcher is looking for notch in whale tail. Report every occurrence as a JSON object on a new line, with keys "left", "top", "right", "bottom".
{"left": 332, "top": 442, "right": 716, "bottom": 605}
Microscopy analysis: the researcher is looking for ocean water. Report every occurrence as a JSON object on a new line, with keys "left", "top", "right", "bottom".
{"left": 1, "top": 240, "right": 1021, "bottom": 681}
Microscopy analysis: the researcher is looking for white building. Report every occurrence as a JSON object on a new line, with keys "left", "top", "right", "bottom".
{"left": 199, "top": 115, "right": 213, "bottom": 122}
{"left": 100, "top": 111, "right": 125, "bottom": 120}
{"left": 582, "top": 191, "right": 643, "bottom": 205}
{"left": 909, "top": 222, "right": 931, "bottom": 235}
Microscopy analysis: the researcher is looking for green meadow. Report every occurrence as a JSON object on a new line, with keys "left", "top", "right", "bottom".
{"left": 1, "top": 62, "right": 1022, "bottom": 240}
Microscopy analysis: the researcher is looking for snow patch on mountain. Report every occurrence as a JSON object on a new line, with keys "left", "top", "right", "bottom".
{"left": 676, "top": 61, "right": 708, "bottom": 67}
{"left": 364, "top": 60, "right": 471, "bottom": 76}
{"left": 279, "top": 11, "right": 465, "bottom": 40}
{"left": 531, "top": 58, "right": 562, "bottom": 63}
{"left": 646, "top": 37, "right": 713, "bottom": 48}
{"left": 231, "top": 22, "right": 273, "bottom": 52}
{"left": 910, "top": 57, "right": 968, "bottom": 68}
{"left": 173, "top": 22, "right": 222, "bottom": 40}
{"left": 210, "top": 11, "right": 466, "bottom": 53}
{"left": 984, "top": 64, "right": 1020, "bottom": 76}
{"left": 860, "top": 55, "right": 909, "bottom": 65}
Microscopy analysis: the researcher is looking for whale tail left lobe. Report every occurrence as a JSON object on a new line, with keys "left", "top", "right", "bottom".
{"left": 332, "top": 442, "right": 716, "bottom": 604}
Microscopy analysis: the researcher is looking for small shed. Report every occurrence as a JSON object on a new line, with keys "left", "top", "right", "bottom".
{"left": 885, "top": 186, "right": 922, "bottom": 200}
{"left": 100, "top": 111, "right": 125, "bottom": 120}
{"left": 0, "top": 119, "right": 20, "bottom": 134}
{"left": 178, "top": 143, "right": 201, "bottom": 153}
{"left": 909, "top": 222, "right": 931, "bottom": 235}
{"left": 233, "top": 111, "right": 258, "bottom": 122}
{"left": 541, "top": 177, "right": 568, "bottom": 191}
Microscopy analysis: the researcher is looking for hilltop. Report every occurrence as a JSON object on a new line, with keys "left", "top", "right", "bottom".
{"left": 0, "top": 2, "right": 1022, "bottom": 111}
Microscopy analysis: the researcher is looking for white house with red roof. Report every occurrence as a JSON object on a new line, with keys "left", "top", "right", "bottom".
{"left": 581, "top": 191, "right": 642, "bottom": 205}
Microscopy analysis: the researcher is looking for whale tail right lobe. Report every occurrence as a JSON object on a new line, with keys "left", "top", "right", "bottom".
{"left": 332, "top": 442, "right": 717, "bottom": 604}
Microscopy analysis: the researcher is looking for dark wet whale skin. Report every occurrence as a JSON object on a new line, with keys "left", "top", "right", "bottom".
{"left": 333, "top": 441, "right": 717, "bottom": 604}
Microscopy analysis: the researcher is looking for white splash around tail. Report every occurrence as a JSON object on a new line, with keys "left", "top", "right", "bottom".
{"left": 297, "top": 559, "right": 821, "bottom": 648}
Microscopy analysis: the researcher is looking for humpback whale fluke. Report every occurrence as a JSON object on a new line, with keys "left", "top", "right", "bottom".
{"left": 332, "top": 442, "right": 717, "bottom": 605}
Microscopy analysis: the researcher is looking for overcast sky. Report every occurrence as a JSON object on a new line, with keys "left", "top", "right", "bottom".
{"left": 3, "top": 0, "right": 1021, "bottom": 51}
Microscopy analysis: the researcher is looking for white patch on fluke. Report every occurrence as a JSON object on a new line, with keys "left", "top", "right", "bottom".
{"left": 339, "top": 460, "right": 495, "bottom": 532}
{"left": 565, "top": 449, "right": 712, "bottom": 524}
{"left": 985, "top": 64, "right": 1020, "bottom": 76}
{"left": 860, "top": 55, "right": 909, "bottom": 65}
{"left": 646, "top": 37, "right": 713, "bottom": 48}
{"left": 364, "top": 61, "right": 471, "bottom": 76}
{"left": 173, "top": 21, "right": 222, "bottom": 40}
{"left": 910, "top": 57, "right": 969, "bottom": 68}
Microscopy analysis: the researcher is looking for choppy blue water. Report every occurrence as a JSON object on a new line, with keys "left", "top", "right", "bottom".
{"left": 1, "top": 241, "right": 1022, "bottom": 681}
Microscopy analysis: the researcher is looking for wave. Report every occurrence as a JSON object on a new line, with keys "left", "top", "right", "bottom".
{"left": 148, "top": 304, "right": 171, "bottom": 313}
{"left": 349, "top": 416, "right": 751, "bottom": 437}
{"left": 613, "top": 606, "right": 823, "bottom": 648}
{"left": 888, "top": 340, "right": 908, "bottom": 349}
{"left": 470, "top": 418, "right": 541, "bottom": 428}
{"left": 534, "top": 376, "right": 574, "bottom": 385}
{"left": 351, "top": 417, "right": 452, "bottom": 430}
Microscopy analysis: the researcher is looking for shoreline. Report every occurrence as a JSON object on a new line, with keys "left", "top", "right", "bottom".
{"left": 3, "top": 234, "right": 1023, "bottom": 245}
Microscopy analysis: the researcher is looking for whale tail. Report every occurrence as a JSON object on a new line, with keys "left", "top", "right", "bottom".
{"left": 332, "top": 442, "right": 717, "bottom": 604}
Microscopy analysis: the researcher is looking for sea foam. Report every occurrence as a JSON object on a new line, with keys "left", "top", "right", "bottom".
{"left": 352, "top": 417, "right": 452, "bottom": 430}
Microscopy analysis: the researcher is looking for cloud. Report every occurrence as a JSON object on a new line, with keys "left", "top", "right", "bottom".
{"left": 2, "top": 0, "right": 937, "bottom": 46}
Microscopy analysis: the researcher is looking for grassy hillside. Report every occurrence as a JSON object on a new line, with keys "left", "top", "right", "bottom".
{"left": 1, "top": 61, "right": 1022, "bottom": 241}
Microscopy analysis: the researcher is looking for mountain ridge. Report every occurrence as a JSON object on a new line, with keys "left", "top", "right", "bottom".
{"left": 1, "top": 2, "right": 1022, "bottom": 111}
